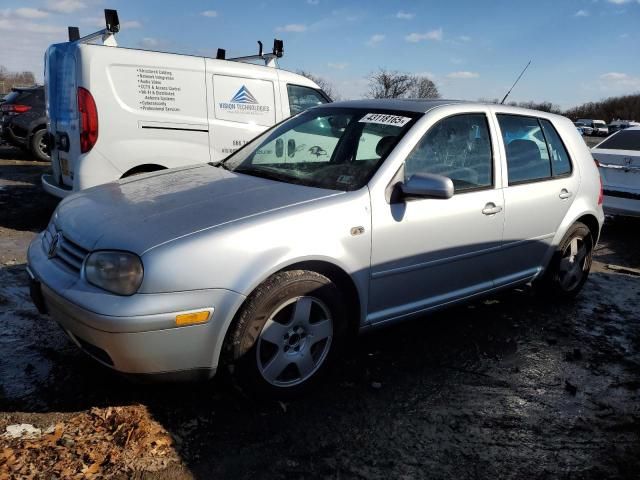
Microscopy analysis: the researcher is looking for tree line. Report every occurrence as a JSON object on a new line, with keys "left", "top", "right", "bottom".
{"left": 0, "top": 66, "right": 36, "bottom": 94}
{"left": 302, "top": 68, "right": 639, "bottom": 122}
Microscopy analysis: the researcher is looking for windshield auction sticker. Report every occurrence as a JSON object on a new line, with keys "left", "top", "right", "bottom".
{"left": 359, "top": 113, "right": 412, "bottom": 127}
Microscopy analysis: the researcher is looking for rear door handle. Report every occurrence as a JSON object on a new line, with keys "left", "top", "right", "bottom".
{"left": 482, "top": 202, "right": 503, "bottom": 215}
{"left": 559, "top": 189, "right": 572, "bottom": 199}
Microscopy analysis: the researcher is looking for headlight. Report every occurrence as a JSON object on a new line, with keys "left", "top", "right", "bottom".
{"left": 84, "top": 251, "right": 143, "bottom": 296}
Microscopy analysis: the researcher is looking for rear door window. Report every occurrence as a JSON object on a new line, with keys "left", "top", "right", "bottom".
{"left": 498, "top": 115, "right": 551, "bottom": 184}
{"left": 287, "top": 85, "right": 329, "bottom": 115}
{"left": 540, "top": 119, "right": 572, "bottom": 176}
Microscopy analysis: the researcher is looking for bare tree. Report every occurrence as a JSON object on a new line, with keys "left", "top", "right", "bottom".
{"left": 0, "top": 66, "right": 37, "bottom": 93}
{"left": 297, "top": 70, "right": 339, "bottom": 100}
{"left": 366, "top": 69, "right": 439, "bottom": 99}
{"left": 409, "top": 76, "right": 440, "bottom": 99}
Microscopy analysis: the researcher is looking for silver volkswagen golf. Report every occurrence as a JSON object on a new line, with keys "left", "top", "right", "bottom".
{"left": 28, "top": 100, "right": 604, "bottom": 396}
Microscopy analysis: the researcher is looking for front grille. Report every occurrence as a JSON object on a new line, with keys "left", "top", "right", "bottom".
{"left": 42, "top": 222, "right": 90, "bottom": 273}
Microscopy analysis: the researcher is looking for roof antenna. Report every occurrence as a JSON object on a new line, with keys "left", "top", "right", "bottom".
{"left": 500, "top": 60, "right": 531, "bottom": 104}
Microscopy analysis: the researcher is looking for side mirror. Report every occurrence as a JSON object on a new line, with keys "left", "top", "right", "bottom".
{"left": 400, "top": 173, "right": 454, "bottom": 200}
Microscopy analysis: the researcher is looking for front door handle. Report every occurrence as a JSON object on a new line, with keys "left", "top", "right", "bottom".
{"left": 482, "top": 202, "right": 503, "bottom": 215}
{"left": 559, "top": 188, "right": 572, "bottom": 199}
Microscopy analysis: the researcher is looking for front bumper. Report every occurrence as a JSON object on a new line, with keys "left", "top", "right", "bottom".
{"left": 27, "top": 232, "right": 246, "bottom": 378}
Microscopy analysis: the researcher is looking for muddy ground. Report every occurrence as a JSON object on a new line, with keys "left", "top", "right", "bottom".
{"left": 0, "top": 143, "right": 639, "bottom": 479}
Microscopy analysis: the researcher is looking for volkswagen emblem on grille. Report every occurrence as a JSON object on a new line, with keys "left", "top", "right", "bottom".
{"left": 48, "top": 232, "right": 63, "bottom": 259}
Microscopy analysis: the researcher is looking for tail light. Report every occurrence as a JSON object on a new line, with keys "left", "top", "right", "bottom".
{"left": 0, "top": 104, "right": 32, "bottom": 114}
{"left": 593, "top": 156, "right": 603, "bottom": 205}
{"left": 77, "top": 87, "right": 98, "bottom": 153}
{"left": 598, "top": 175, "right": 603, "bottom": 205}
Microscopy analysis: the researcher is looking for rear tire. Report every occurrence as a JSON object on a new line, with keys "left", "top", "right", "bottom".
{"left": 537, "top": 222, "right": 593, "bottom": 299}
{"left": 225, "top": 270, "right": 347, "bottom": 398}
{"left": 30, "top": 129, "right": 50, "bottom": 162}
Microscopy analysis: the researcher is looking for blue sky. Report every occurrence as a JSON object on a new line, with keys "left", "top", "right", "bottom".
{"left": 2, "top": 0, "right": 640, "bottom": 108}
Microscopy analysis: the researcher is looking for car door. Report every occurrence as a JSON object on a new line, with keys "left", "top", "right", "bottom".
{"left": 368, "top": 111, "right": 505, "bottom": 324}
{"left": 493, "top": 112, "right": 578, "bottom": 286}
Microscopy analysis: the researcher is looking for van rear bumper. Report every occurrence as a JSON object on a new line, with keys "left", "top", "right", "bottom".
{"left": 42, "top": 173, "right": 72, "bottom": 198}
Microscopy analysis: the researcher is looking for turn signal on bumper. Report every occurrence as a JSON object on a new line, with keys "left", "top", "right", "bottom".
{"left": 175, "top": 310, "right": 211, "bottom": 326}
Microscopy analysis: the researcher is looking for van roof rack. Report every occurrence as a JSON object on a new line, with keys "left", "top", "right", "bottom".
{"left": 223, "top": 39, "right": 284, "bottom": 68}
{"left": 68, "top": 9, "right": 119, "bottom": 46}
{"left": 67, "top": 8, "right": 284, "bottom": 68}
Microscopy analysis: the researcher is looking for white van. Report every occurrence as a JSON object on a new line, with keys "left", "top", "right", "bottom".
{"left": 576, "top": 119, "right": 609, "bottom": 137}
{"left": 42, "top": 10, "right": 331, "bottom": 198}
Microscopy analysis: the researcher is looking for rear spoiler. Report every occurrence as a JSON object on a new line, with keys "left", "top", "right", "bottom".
{"left": 67, "top": 9, "right": 119, "bottom": 46}
{"left": 67, "top": 9, "right": 284, "bottom": 68}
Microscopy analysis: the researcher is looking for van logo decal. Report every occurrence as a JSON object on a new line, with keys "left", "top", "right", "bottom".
{"left": 218, "top": 85, "right": 270, "bottom": 114}
{"left": 230, "top": 86, "right": 259, "bottom": 104}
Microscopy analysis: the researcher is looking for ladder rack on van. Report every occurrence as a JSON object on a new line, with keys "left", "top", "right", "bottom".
{"left": 67, "top": 9, "right": 284, "bottom": 68}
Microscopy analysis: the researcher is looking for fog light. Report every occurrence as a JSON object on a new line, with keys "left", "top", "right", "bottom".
{"left": 175, "top": 310, "right": 211, "bottom": 326}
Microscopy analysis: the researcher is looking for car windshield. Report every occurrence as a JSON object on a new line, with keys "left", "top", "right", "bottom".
{"left": 221, "top": 107, "right": 421, "bottom": 191}
{"left": 597, "top": 130, "right": 640, "bottom": 151}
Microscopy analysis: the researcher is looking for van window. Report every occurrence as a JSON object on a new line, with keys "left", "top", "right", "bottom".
{"left": 406, "top": 113, "right": 493, "bottom": 192}
{"left": 287, "top": 85, "right": 329, "bottom": 115}
{"left": 540, "top": 119, "right": 572, "bottom": 176}
{"left": 498, "top": 114, "right": 551, "bottom": 184}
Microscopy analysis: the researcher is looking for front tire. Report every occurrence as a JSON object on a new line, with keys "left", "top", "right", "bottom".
{"left": 225, "top": 270, "right": 346, "bottom": 398}
{"left": 538, "top": 222, "right": 594, "bottom": 299}
{"left": 30, "top": 129, "right": 50, "bottom": 162}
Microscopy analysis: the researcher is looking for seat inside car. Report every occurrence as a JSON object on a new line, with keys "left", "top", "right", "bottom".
{"left": 376, "top": 136, "right": 397, "bottom": 158}
{"left": 506, "top": 138, "right": 550, "bottom": 182}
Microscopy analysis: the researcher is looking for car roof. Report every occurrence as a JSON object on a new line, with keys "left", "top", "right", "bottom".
{"left": 322, "top": 99, "right": 567, "bottom": 119}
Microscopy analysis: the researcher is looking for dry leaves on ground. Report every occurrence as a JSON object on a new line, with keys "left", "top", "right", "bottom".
{"left": 0, "top": 405, "right": 180, "bottom": 478}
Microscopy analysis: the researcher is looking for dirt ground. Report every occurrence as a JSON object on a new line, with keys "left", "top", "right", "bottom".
{"left": 0, "top": 141, "right": 639, "bottom": 479}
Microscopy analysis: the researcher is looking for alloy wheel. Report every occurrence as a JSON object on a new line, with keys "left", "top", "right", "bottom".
{"left": 256, "top": 296, "right": 333, "bottom": 387}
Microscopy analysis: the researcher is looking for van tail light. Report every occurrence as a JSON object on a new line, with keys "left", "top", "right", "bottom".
{"left": 77, "top": 87, "right": 98, "bottom": 153}
{"left": 0, "top": 104, "right": 32, "bottom": 114}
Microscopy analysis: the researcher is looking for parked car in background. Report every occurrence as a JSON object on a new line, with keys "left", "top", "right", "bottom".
{"left": 28, "top": 100, "right": 604, "bottom": 396}
{"left": 43, "top": 10, "right": 330, "bottom": 198}
{"left": 0, "top": 86, "right": 49, "bottom": 161}
{"left": 592, "top": 126, "right": 640, "bottom": 217}
{"left": 575, "top": 122, "right": 594, "bottom": 136}
{"left": 608, "top": 120, "right": 640, "bottom": 134}
{"left": 577, "top": 119, "right": 608, "bottom": 136}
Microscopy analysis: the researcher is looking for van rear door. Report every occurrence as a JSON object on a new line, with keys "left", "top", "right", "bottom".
{"left": 45, "top": 42, "right": 78, "bottom": 189}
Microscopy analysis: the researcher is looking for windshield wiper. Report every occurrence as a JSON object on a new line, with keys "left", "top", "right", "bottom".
{"left": 208, "top": 160, "right": 231, "bottom": 170}
{"left": 234, "top": 166, "right": 297, "bottom": 184}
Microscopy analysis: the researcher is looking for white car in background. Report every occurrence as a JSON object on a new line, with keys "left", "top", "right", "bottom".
{"left": 577, "top": 119, "right": 608, "bottom": 137}
{"left": 592, "top": 127, "right": 640, "bottom": 217}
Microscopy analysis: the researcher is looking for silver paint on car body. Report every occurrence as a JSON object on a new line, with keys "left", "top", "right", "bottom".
{"left": 27, "top": 99, "right": 605, "bottom": 378}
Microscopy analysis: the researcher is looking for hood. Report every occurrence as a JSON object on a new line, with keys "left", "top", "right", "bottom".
{"left": 54, "top": 165, "right": 341, "bottom": 253}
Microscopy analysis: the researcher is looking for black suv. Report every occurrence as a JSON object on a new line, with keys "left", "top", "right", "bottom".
{"left": 1, "top": 86, "right": 49, "bottom": 161}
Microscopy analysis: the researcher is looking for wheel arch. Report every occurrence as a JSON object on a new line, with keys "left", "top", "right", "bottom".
{"left": 216, "top": 258, "right": 363, "bottom": 368}
{"left": 574, "top": 213, "right": 601, "bottom": 244}
{"left": 121, "top": 164, "right": 167, "bottom": 178}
